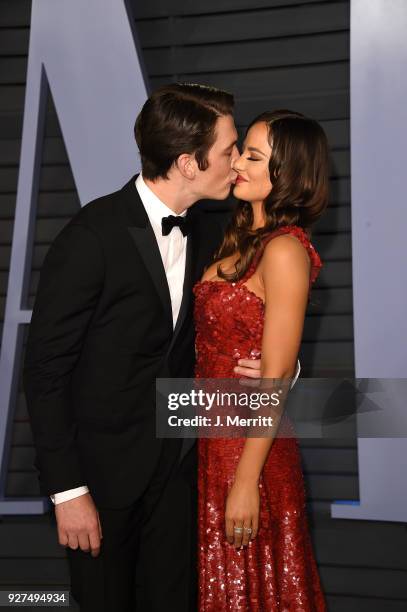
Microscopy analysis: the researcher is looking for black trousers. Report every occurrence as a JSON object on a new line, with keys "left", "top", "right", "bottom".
{"left": 67, "top": 440, "right": 197, "bottom": 612}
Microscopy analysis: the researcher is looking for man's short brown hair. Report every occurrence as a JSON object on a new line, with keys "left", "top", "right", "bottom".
{"left": 134, "top": 82, "right": 234, "bottom": 180}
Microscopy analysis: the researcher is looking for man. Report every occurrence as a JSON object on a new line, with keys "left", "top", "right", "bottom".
{"left": 23, "top": 83, "right": 262, "bottom": 611}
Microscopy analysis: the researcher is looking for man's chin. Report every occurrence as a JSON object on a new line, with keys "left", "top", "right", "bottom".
{"left": 212, "top": 185, "right": 234, "bottom": 201}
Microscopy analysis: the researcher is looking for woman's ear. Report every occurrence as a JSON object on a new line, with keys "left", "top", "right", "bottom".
{"left": 176, "top": 153, "right": 197, "bottom": 180}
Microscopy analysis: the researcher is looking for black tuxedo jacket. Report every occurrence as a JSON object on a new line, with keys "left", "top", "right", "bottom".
{"left": 23, "top": 175, "right": 224, "bottom": 507}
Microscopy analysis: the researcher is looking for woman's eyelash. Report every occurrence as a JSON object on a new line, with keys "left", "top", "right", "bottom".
{"left": 247, "top": 157, "right": 260, "bottom": 161}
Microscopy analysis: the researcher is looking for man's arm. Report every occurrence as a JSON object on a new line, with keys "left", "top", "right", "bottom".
{"left": 24, "top": 221, "right": 105, "bottom": 555}
{"left": 23, "top": 222, "right": 104, "bottom": 495}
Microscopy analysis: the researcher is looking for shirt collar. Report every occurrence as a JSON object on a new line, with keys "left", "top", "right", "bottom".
{"left": 135, "top": 174, "right": 187, "bottom": 229}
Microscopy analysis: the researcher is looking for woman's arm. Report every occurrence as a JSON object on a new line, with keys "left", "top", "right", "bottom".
{"left": 225, "top": 235, "right": 310, "bottom": 548}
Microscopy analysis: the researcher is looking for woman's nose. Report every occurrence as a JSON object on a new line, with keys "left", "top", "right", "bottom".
{"left": 230, "top": 145, "right": 240, "bottom": 166}
{"left": 232, "top": 154, "right": 245, "bottom": 172}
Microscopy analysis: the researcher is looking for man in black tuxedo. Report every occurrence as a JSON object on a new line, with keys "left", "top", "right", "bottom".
{"left": 23, "top": 83, "right": 260, "bottom": 611}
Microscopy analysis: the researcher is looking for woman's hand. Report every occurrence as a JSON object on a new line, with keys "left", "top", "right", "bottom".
{"left": 225, "top": 478, "right": 260, "bottom": 549}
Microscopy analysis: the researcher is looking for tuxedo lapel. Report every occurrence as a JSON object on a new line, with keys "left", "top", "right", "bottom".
{"left": 124, "top": 176, "right": 173, "bottom": 330}
{"left": 127, "top": 225, "right": 173, "bottom": 327}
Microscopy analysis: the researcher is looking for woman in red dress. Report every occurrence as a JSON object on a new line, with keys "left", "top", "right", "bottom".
{"left": 194, "top": 110, "right": 329, "bottom": 611}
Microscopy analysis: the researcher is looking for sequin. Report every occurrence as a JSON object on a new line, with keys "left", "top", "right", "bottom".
{"left": 193, "top": 226, "right": 326, "bottom": 611}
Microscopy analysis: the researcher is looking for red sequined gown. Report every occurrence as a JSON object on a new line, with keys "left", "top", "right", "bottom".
{"left": 193, "top": 225, "right": 326, "bottom": 611}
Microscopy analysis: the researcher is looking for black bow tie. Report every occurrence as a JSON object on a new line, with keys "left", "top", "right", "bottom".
{"left": 161, "top": 215, "right": 191, "bottom": 237}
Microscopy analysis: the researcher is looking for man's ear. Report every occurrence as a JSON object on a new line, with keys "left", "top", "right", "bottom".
{"left": 176, "top": 153, "right": 197, "bottom": 180}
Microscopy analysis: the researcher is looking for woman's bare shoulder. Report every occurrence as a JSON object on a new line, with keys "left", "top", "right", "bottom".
{"left": 261, "top": 233, "right": 310, "bottom": 264}
{"left": 259, "top": 234, "right": 311, "bottom": 282}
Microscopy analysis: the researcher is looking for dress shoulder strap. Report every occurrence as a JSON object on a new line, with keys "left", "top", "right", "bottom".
{"left": 240, "top": 225, "right": 323, "bottom": 287}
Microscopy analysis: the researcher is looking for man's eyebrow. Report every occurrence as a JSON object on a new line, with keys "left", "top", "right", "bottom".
{"left": 224, "top": 139, "right": 238, "bottom": 151}
{"left": 247, "top": 146, "right": 267, "bottom": 157}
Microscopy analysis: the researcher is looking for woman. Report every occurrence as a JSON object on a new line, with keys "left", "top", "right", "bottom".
{"left": 194, "top": 110, "right": 328, "bottom": 610}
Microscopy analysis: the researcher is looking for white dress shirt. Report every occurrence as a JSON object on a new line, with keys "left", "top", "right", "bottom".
{"left": 135, "top": 173, "right": 187, "bottom": 327}
{"left": 50, "top": 174, "right": 187, "bottom": 505}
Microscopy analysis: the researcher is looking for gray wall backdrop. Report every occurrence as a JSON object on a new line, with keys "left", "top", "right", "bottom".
{"left": 0, "top": 0, "right": 406, "bottom": 610}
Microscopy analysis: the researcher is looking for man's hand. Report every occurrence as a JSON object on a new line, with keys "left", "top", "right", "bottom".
{"left": 55, "top": 493, "right": 102, "bottom": 557}
{"left": 234, "top": 358, "right": 261, "bottom": 379}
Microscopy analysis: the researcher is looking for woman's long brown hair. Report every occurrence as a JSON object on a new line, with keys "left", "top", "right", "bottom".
{"left": 214, "top": 110, "right": 330, "bottom": 281}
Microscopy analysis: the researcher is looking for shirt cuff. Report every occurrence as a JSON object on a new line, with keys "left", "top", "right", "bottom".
{"left": 50, "top": 486, "right": 89, "bottom": 505}
{"left": 290, "top": 359, "right": 301, "bottom": 390}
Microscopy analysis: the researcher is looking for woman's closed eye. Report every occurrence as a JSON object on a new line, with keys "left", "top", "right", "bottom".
{"left": 247, "top": 157, "right": 261, "bottom": 161}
